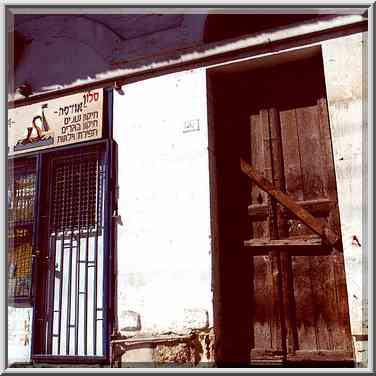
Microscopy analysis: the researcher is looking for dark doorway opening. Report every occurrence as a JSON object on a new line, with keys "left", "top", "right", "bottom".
{"left": 207, "top": 48, "right": 354, "bottom": 367}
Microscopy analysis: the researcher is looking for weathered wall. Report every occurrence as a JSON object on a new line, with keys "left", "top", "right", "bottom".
{"left": 111, "top": 37, "right": 368, "bottom": 366}
{"left": 112, "top": 329, "right": 215, "bottom": 367}
{"left": 7, "top": 307, "right": 32, "bottom": 365}
{"left": 321, "top": 32, "right": 367, "bottom": 367}
{"left": 113, "top": 68, "right": 213, "bottom": 345}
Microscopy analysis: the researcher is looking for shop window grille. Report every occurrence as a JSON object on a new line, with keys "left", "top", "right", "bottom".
{"left": 8, "top": 158, "right": 36, "bottom": 305}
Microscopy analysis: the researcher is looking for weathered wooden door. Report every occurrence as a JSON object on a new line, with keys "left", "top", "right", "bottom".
{"left": 245, "top": 100, "right": 353, "bottom": 365}
{"left": 207, "top": 53, "right": 354, "bottom": 366}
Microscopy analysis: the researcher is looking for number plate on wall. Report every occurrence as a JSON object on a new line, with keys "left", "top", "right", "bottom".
{"left": 8, "top": 89, "right": 103, "bottom": 156}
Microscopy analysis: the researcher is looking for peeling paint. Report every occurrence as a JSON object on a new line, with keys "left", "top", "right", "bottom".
{"left": 322, "top": 31, "right": 367, "bottom": 368}
{"left": 114, "top": 328, "right": 215, "bottom": 367}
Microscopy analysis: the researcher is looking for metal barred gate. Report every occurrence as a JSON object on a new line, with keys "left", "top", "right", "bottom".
{"left": 32, "top": 142, "right": 114, "bottom": 363}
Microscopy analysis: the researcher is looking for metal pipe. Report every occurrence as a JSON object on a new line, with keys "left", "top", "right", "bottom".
{"left": 93, "top": 158, "right": 101, "bottom": 355}
{"left": 65, "top": 165, "right": 75, "bottom": 355}
{"left": 74, "top": 161, "right": 83, "bottom": 355}
{"left": 57, "top": 227, "right": 65, "bottom": 355}
{"left": 84, "top": 165, "right": 91, "bottom": 356}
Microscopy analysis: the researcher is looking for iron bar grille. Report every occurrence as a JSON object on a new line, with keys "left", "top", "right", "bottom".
{"left": 8, "top": 158, "right": 36, "bottom": 305}
{"left": 47, "top": 150, "right": 106, "bottom": 356}
{"left": 51, "top": 153, "right": 102, "bottom": 234}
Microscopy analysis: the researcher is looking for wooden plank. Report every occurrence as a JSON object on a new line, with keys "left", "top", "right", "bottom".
{"left": 250, "top": 111, "right": 274, "bottom": 353}
{"left": 310, "top": 255, "right": 333, "bottom": 350}
{"left": 260, "top": 109, "right": 275, "bottom": 239}
{"left": 250, "top": 113, "right": 268, "bottom": 208}
{"left": 279, "top": 107, "right": 310, "bottom": 354}
{"left": 292, "top": 104, "right": 333, "bottom": 353}
{"left": 293, "top": 104, "right": 330, "bottom": 353}
{"left": 270, "top": 252, "right": 283, "bottom": 353}
{"left": 250, "top": 110, "right": 276, "bottom": 352}
{"left": 279, "top": 109, "right": 304, "bottom": 202}
{"left": 269, "top": 108, "right": 285, "bottom": 200}
{"left": 248, "top": 198, "right": 334, "bottom": 219}
{"left": 295, "top": 106, "right": 325, "bottom": 201}
{"left": 250, "top": 348, "right": 284, "bottom": 362}
{"left": 243, "top": 235, "right": 332, "bottom": 256}
{"left": 331, "top": 253, "right": 354, "bottom": 351}
{"left": 250, "top": 112, "right": 268, "bottom": 239}
{"left": 244, "top": 247, "right": 330, "bottom": 257}
{"left": 291, "top": 255, "right": 318, "bottom": 351}
{"left": 269, "top": 107, "right": 294, "bottom": 355}
{"left": 244, "top": 237, "right": 322, "bottom": 248}
{"left": 286, "top": 350, "right": 354, "bottom": 363}
{"left": 317, "top": 98, "right": 338, "bottom": 201}
{"left": 240, "top": 159, "right": 340, "bottom": 247}
{"left": 260, "top": 109, "right": 283, "bottom": 354}
{"left": 252, "top": 255, "right": 274, "bottom": 351}
{"left": 268, "top": 107, "right": 288, "bottom": 238}
{"left": 250, "top": 112, "right": 274, "bottom": 354}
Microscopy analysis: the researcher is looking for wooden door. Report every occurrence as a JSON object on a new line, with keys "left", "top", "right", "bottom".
{"left": 207, "top": 53, "right": 354, "bottom": 366}
{"left": 247, "top": 101, "right": 353, "bottom": 365}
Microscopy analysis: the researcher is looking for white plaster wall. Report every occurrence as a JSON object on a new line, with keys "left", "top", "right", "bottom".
{"left": 322, "top": 32, "right": 367, "bottom": 365}
{"left": 7, "top": 307, "right": 32, "bottom": 365}
{"left": 113, "top": 68, "right": 212, "bottom": 334}
{"left": 113, "top": 35, "right": 367, "bottom": 344}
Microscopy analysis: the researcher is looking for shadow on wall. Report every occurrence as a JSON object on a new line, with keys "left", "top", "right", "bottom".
{"left": 11, "top": 13, "right": 336, "bottom": 97}
{"left": 11, "top": 14, "right": 207, "bottom": 95}
{"left": 13, "top": 15, "right": 113, "bottom": 94}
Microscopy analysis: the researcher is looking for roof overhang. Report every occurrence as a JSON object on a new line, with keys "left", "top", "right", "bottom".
{"left": 7, "top": 12, "right": 368, "bottom": 108}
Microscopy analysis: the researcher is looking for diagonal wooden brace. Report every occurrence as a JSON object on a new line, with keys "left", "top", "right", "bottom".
{"left": 240, "top": 158, "right": 340, "bottom": 247}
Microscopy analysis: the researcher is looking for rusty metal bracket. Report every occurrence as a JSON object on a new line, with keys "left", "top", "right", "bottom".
{"left": 240, "top": 158, "right": 340, "bottom": 248}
